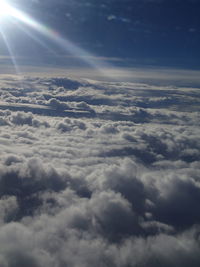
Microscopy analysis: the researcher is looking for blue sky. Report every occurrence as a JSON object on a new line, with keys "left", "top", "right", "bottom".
{"left": 0, "top": 0, "right": 199, "bottom": 69}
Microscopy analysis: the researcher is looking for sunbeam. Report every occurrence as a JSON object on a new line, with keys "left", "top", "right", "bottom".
{"left": 0, "top": 0, "right": 112, "bottom": 78}
{"left": 0, "top": 28, "right": 21, "bottom": 76}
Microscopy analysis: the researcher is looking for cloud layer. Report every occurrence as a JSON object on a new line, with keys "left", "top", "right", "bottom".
{"left": 0, "top": 74, "right": 199, "bottom": 266}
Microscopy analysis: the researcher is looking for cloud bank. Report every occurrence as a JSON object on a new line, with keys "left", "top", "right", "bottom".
{"left": 0, "top": 74, "right": 199, "bottom": 266}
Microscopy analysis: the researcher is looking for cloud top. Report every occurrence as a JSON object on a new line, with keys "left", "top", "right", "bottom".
{"left": 0, "top": 74, "right": 199, "bottom": 266}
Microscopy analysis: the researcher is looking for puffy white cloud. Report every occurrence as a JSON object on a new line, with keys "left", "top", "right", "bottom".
{"left": 0, "top": 74, "right": 199, "bottom": 266}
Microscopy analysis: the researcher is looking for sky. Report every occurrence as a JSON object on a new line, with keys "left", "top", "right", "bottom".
{"left": 0, "top": 1, "right": 200, "bottom": 267}
{"left": 0, "top": 0, "right": 199, "bottom": 69}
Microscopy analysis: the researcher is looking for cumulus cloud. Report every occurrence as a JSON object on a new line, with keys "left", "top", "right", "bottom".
{"left": 47, "top": 98, "right": 70, "bottom": 111}
{"left": 56, "top": 118, "right": 87, "bottom": 132}
{"left": 9, "top": 112, "right": 50, "bottom": 127}
{"left": 0, "top": 74, "right": 199, "bottom": 266}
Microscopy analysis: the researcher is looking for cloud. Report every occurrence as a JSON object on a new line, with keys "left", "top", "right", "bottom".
{"left": 0, "top": 74, "right": 199, "bottom": 266}
{"left": 47, "top": 98, "right": 70, "bottom": 111}
{"left": 56, "top": 118, "right": 87, "bottom": 132}
{"left": 9, "top": 112, "right": 50, "bottom": 127}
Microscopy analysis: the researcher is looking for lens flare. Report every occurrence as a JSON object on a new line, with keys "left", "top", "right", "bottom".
{"left": 0, "top": 0, "right": 112, "bottom": 78}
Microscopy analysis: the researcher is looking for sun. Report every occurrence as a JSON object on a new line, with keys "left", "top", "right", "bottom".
{"left": 0, "top": 0, "right": 13, "bottom": 19}
{"left": 0, "top": 0, "right": 27, "bottom": 25}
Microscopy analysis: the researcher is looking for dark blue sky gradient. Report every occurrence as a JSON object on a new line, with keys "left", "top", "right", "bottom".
{"left": 0, "top": 0, "right": 199, "bottom": 68}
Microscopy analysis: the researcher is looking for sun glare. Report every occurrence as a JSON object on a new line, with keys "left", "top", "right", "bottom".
{"left": 0, "top": 1, "right": 13, "bottom": 18}
{"left": 0, "top": 0, "right": 110, "bottom": 77}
